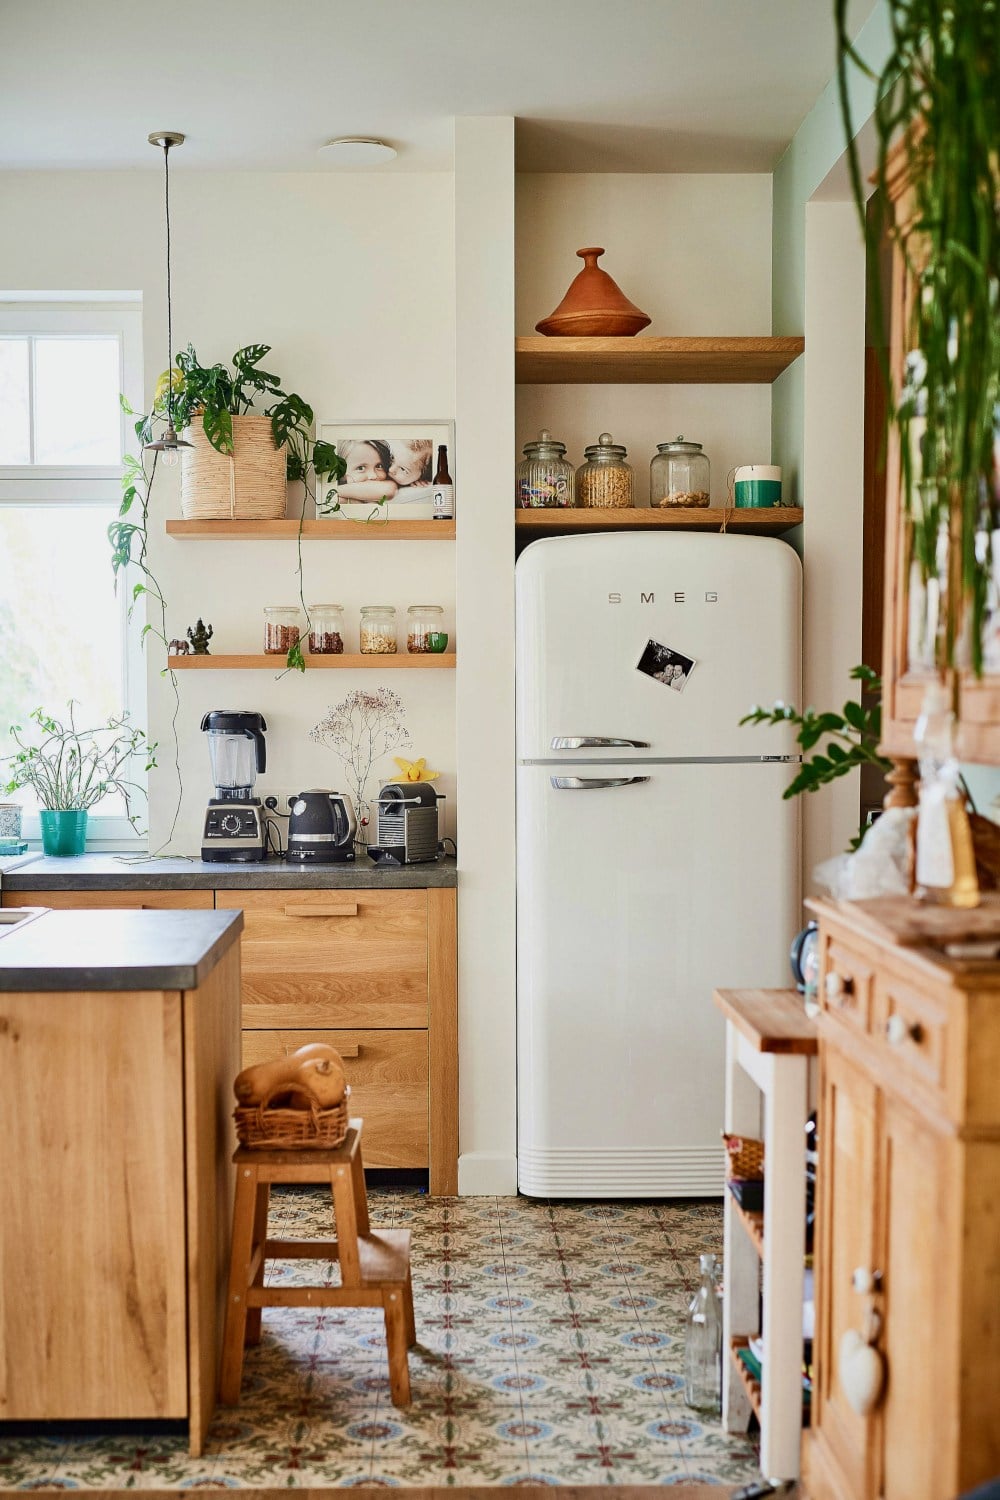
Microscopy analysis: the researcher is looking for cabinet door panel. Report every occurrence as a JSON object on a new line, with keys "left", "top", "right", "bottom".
{"left": 219, "top": 889, "right": 427, "bottom": 1028}
{"left": 2, "top": 889, "right": 212, "bottom": 909}
{"left": 241, "top": 1027, "right": 428, "bottom": 1168}
{"left": 879, "top": 1095, "right": 954, "bottom": 1500}
{"left": 811, "top": 1044, "right": 879, "bottom": 1499}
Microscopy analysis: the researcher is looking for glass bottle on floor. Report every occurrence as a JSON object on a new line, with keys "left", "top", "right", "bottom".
{"left": 684, "top": 1252, "right": 722, "bottom": 1413}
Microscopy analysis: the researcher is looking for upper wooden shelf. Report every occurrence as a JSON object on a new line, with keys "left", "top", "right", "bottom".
{"left": 516, "top": 507, "right": 803, "bottom": 538}
{"left": 165, "top": 519, "right": 455, "bottom": 541}
{"left": 168, "top": 654, "right": 455, "bottom": 671}
{"left": 514, "top": 336, "right": 805, "bottom": 385}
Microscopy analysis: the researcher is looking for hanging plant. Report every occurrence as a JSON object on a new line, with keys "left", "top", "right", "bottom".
{"left": 836, "top": 0, "right": 1000, "bottom": 674}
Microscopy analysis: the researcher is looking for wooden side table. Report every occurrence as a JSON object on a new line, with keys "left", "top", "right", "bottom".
{"left": 714, "top": 987, "right": 817, "bottom": 1482}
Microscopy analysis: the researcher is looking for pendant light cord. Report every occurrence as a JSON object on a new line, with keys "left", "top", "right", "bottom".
{"left": 163, "top": 140, "right": 174, "bottom": 430}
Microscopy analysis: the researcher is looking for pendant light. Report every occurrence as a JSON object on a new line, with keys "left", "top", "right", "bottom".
{"left": 145, "top": 130, "right": 191, "bottom": 467}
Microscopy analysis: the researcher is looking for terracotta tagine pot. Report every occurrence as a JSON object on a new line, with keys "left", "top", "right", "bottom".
{"left": 535, "top": 247, "right": 651, "bottom": 337}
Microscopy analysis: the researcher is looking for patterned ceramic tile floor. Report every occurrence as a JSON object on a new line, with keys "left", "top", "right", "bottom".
{"left": 0, "top": 1191, "right": 759, "bottom": 1490}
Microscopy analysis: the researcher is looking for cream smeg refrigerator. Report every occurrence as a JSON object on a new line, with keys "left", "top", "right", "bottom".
{"left": 515, "top": 532, "right": 801, "bottom": 1197}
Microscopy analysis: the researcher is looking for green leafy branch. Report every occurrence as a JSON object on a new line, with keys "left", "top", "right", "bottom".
{"left": 740, "top": 665, "right": 891, "bottom": 848}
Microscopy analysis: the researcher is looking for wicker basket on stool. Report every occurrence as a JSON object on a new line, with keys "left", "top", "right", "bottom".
{"left": 234, "top": 1084, "right": 351, "bottom": 1151}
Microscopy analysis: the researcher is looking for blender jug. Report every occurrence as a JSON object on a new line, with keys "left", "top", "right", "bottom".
{"left": 201, "top": 711, "right": 267, "bottom": 800}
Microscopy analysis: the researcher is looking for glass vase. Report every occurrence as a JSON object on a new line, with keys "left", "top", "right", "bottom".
{"left": 684, "top": 1252, "right": 723, "bottom": 1414}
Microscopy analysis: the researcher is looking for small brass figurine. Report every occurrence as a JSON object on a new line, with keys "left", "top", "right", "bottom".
{"left": 187, "top": 619, "right": 213, "bottom": 655}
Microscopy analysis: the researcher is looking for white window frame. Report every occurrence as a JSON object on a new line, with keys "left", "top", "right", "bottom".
{"left": 0, "top": 300, "right": 147, "bottom": 850}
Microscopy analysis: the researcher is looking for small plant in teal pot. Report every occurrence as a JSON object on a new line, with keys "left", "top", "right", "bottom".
{"left": 3, "top": 703, "right": 156, "bottom": 856}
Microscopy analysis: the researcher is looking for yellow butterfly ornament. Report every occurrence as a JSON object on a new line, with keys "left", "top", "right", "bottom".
{"left": 393, "top": 756, "right": 440, "bottom": 783}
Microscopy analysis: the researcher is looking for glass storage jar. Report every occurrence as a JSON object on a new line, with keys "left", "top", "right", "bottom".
{"left": 407, "top": 604, "right": 447, "bottom": 653}
{"left": 263, "top": 605, "right": 301, "bottom": 655}
{"left": 307, "top": 603, "right": 345, "bottom": 655}
{"left": 576, "top": 432, "right": 633, "bottom": 508}
{"left": 359, "top": 604, "right": 397, "bottom": 654}
{"left": 650, "top": 436, "right": 711, "bottom": 508}
{"left": 517, "top": 428, "right": 575, "bottom": 508}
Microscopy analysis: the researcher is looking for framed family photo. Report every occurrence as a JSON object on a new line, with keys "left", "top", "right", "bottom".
{"left": 316, "top": 420, "right": 455, "bottom": 521}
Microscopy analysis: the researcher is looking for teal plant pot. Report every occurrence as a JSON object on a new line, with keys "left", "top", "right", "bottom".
{"left": 39, "top": 809, "right": 88, "bottom": 857}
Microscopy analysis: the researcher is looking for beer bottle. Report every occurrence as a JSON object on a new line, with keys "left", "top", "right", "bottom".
{"left": 432, "top": 444, "right": 454, "bottom": 520}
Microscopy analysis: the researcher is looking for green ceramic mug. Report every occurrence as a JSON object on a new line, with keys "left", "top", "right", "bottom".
{"left": 734, "top": 464, "right": 782, "bottom": 508}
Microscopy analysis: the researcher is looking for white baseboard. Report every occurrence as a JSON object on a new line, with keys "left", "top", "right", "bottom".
{"left": 457, "top": 1151, "right": 518, "bottom": 1196}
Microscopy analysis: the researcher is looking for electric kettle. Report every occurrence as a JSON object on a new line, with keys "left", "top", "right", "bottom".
{"left": 286, "top": 789, "right": 357, "bottom": 863}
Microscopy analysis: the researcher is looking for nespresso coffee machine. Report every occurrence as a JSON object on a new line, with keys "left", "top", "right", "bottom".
{"left": 369, "top": 781, "right": 443, "bottom": 864}
{"left": 200, "top": 710, "right": 267, "bottom": 862}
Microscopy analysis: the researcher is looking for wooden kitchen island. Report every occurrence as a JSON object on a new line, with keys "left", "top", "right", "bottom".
{"left": 0, "top": 905, "right": 243, "bottom": 1455}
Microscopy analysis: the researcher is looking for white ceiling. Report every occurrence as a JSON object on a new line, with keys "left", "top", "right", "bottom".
{"left": 0, "top": 0, "right": 876, "bottom": 174}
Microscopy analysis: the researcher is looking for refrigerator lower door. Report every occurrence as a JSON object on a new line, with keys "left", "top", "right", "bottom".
{"left": 516, "top": 761, "right": 799, "bottom": 1197}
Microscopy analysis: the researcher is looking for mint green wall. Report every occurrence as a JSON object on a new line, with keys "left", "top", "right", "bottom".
{"left": 771, "top": 3, "right": 891, "bottom": 528}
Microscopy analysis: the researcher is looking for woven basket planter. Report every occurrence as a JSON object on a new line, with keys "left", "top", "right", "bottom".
{"left": 234, "top": 1087, "right": 350, "bottom": 1151}
{"left": 180, "top": 413, "right": 287, "bottom": 520}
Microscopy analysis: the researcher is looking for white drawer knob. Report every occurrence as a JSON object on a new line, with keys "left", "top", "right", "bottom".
{"left": 885, "top": 1014, "right": 922, "bottom": 1047}
{"left": 825, "top": 971, "right": 853, "bottom": 1002}
{"left": 852, "top": 1266, "right": 883, "bottom": 1294}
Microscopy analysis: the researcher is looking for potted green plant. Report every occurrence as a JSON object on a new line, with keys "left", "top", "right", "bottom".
{"left": 836, "top": 0, "right": 1000, "bottom": 674}
{"left": 115, "top": 343, "right": 350, "bottom": 673}
{"left": 2, "top": 704, "right": 155, "bottom": 857}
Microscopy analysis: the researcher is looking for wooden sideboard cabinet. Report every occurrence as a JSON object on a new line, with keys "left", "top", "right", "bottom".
{"left": 803, "top": 898, "right": 1000, "bottom": 1500}
{"left": 216, "top": 886, "right": 458, "bottom": 1194}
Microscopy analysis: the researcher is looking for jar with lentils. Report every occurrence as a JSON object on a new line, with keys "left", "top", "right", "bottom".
{"left": 576, "top": 432, "right": 633, "bottom": 509}
{"left": 406, "top": 604, "right": 446, "bottom": 653}
{"left": 307, "top": 603, "right": 345, "bottom": 655}
{"left": 263, "top": 605, "right": 301, "bottom": 655}
{"left": 359, "top": 604, "right": 397, "bottom": 655}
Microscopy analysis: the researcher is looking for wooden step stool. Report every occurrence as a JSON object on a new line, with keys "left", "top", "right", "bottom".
{"left": 219, "top": 1118, "right": 416, "bottom": 1407}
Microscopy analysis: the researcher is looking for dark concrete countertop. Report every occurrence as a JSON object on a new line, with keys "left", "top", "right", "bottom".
{"left": 0, "top": 907, "right": 244, "bottom": 991}
{"left": 0, "top": 852, "right": 458, "bottom": 891}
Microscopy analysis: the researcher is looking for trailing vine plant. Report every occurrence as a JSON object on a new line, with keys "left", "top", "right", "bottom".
{"left": 835, "top": 0, "right": 1000, "bottom": 674}
{"left": 108, "top": 433, "right": 184, "bottom": 851}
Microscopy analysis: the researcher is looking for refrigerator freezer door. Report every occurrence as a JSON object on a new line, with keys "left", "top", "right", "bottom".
{"left": 516, "top": 533, "right": 802, "bottom": 760}
{"left": 516, "top": 760, "right": 800, "bottom": 1197}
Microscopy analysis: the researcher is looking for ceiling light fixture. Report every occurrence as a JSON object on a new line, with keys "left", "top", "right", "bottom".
{"left": 319, "top": 137, "right": 397, "bottom": 166}
{"left": 145, "top": 130, "right": 191, "bottom": 467}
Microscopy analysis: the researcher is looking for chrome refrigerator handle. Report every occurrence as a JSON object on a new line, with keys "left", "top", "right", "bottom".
{"left": 550, "top": 776, "right": 650, "bottom": 790}
{"left": 550, "top": 736, "right": 651, "bottom": 750}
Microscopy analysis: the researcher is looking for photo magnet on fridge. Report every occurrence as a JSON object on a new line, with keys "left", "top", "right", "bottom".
{"left": 636, "top": 639, "right": 696, "bottom": 693}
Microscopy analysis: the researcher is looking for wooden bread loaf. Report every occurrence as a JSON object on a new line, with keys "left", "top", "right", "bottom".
{"left": 234, "top": 1041, "right": 348, "bottom": 1110}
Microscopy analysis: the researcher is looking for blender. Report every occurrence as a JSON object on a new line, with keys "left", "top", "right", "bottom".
{"left": 200, "top": 710, "right": 268, "bottom": 862}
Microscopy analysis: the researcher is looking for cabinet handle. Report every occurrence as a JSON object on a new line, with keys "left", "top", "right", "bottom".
{"left": 336, "top": 1044, "right": 360, "bottom": 1059}
{"left": 885, "top": 1014, "right": 923, "bottom": 1047}
{"left": 825, "top": 971, "right": 854, "bottom": 1003}
{"left": 282, "top": 902, "right": 359, "bottom": 918}
{"left": 851, "top": 1267, "right": 884, "bottom": 1294}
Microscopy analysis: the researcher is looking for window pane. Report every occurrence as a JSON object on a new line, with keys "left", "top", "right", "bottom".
{"left": 0, "top": 505, "right": 130, "bottom": 816}
{"left": 0, "top": 340, "right": 30, "bottom": 463}
{"left": 34, "top": 338, "right": 122, "bottom": 464}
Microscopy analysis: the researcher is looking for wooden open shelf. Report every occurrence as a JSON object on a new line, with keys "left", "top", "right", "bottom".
{"left": 166, "top": 519, "right": 455, "bottom": 541}
{"left": 167, "top": 654, "right": 456, "bottom": 671}
{"left": 515, "top": 335, "right": 805, "bottom": 385}
{"left": 516, "top": 507, "right": 803, "bottom": 538}
{"left": 730, "top": 1193, "right": 765, "bottom": 1259}
{"left": 730, "top": 1336, "right": 763, "bottom": 1420}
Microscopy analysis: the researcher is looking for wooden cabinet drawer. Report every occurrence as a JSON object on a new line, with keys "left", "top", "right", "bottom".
{"left": 819, "top": 935, "right": 876, "bottom": 1036}
{"left": 218, "top": 888, "right": 427, "bottom": 1029}
{"left": 1, "top": 889, "right": 213, "bottom": 910}
{"left": 874, "top": 972, "right": 950, "bottom": 1102}
{"left": 240, "top": 1028, "right": 428, "bottom": 1168}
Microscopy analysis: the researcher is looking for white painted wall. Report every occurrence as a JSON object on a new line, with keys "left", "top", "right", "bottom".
{"left": 0, "top": 170, "right": 457, "bottom": 853}
{"left": 515, "top": 175, "right": 775, "bottom": 505}
{"left": 454, "top": 119, "right": 517, "bottom": 1194}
